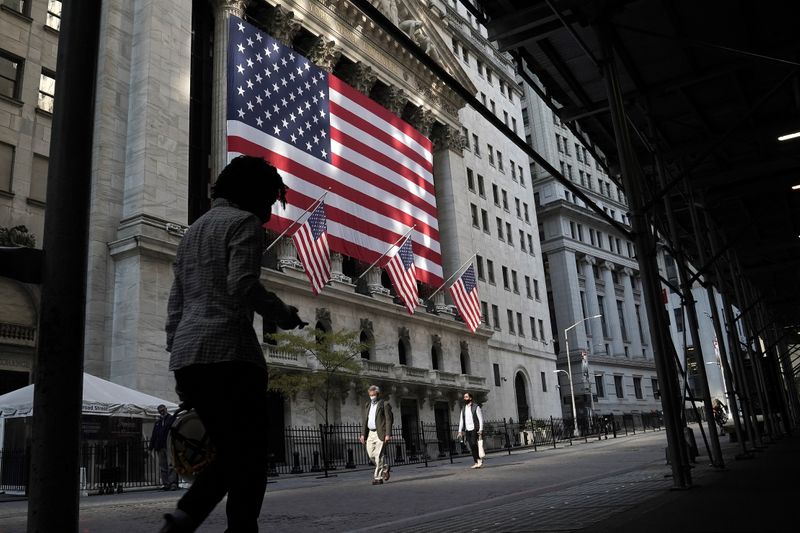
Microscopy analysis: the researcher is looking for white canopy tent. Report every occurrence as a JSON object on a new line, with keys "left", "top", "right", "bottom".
{"left": 0, "top": 372, "right": 178, "bottom": 419}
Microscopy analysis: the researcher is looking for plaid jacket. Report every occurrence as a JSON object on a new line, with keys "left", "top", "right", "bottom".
{"left": 166, "top": 198, "right": 292, "bottom": 371}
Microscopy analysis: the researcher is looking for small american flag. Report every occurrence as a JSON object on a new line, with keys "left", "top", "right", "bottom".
{"left": 448, "top": 265, "right": 481, "bottom": 333}
{"left": 226, "top": 16, "right": 443, "bottom": 287}
{"left": 384, "top": 236, "right": 418, "bottom": 314}
{"left": 291, "top": 202, "right": 330, "bottom": 294}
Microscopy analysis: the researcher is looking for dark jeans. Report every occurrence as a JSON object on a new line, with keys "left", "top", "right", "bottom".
{"left": 465, "top": 430, "right": 480, "bottom": 463}
{"left": 174, "top": 361, "right": 269, "bottom": 533}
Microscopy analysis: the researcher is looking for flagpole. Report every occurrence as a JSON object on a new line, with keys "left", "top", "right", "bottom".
{"left": 427, "top": 253, "right": 477, "bottom": 300}
{"left": 264, "top": 188, "right": 330, "bottom": 253}
{"left": 355, "top": 225, "right": 416, "bottom": 281}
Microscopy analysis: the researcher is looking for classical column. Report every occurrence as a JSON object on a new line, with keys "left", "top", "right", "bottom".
{"left": 621, "top": 267, "right": 643, "bottom": 357}
{"left": 264, "top": 4, "right": 301, "bottom": 46}
{"left": 276, "top": 237, "right": 301, "bottom": 270}
{"left": 636, "top": 276, "right": 653, "bottom": 356}
{"left": 432, "top": 291, "right": 448, "bottom": 314}
{"left": 367, "top": 267, "right": 390, "bottom": 296}
{"left": 407, "top": 106, "right": 435, "bottom": 137}
{"left": 548, "top": 249, "right": 586, "bottom": 352}
{"left": 337, "top": 61, "right": 378, "bottom": 96}
{"left": 308, "top": 35, "right": 341, "bottom": 72}
{"left": 372, "top": 84, "right": 407, "bottom": 116}
{"left": 580, "top": 256, "right": 605, "bottom": 354}
{"left": 430, "top": 123, "right": 465, "bottom": 155}
{"left": 600, "top": 261, "right": 625, "bottom": 356}
{"left": 210, "top": 0, "right": 246, "bottom": 181}
{"left": 330, "top": 252, "right": 351, "bottom": 283}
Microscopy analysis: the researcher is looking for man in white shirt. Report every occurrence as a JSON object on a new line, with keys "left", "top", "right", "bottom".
{"left": 359, "top": 385, "right": 394, "bottom": 484}
{"left": 457, "top": 392, "right": 484, "bottom": 468}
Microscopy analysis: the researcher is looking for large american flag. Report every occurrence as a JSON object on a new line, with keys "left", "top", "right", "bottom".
{"left": 291, "top": 201, "right": 330, "bottom": 294}
{"left": 226, "top": 16, "right": 443, "bottom": 286}
{"left": 448, "top": 265, "right": 481, "bottom": 333}
{"left": 384, "top": 235, "right": 418, "bottom": 314}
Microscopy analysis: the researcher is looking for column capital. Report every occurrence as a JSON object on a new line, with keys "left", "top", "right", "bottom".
{"left": 372, "top": 85, "right": 407, "bottom": 116}
{"left": 600, "top": 260, "right": 616, "bottom": 272}
{"left": 266, "top": 4, "right": 301, "bottom": 46}
{"left": 579, "top": 254, "right": 596, "bottom": 266}
{"left": 621, "top": 266, "right": 635, "bottom": 277}
{"left": 337, "top": 61, "right": 378, "bottom": 96}
{"left": 430, "top": 124, "right": 465, "bottom": 154}
{"left": 212, "top": 0, "right": 246, "bottom": 17}
{"left": 407, "top": 106, "right": 435, "bottom": 137}
{"left": 308, "top": 35, "right": 341, "bottom": 73}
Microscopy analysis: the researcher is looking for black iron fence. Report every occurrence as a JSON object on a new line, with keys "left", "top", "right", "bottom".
{"left": 1, "top": 412, "right": 664, "bottom": 492}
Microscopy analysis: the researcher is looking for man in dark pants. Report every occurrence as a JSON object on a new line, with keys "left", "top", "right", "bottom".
{"left": 456, "top": 392, "right": 484, "bottom": 469}
{"left": 160, "top": 156, "right": 306, "bottom": 533}
{"left": 149, "top": 404, "right": 178, "bottom": 491}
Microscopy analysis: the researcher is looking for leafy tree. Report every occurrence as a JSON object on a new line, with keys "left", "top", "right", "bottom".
{"left": 266, "top": 328, "right": 367, "bottom": 428}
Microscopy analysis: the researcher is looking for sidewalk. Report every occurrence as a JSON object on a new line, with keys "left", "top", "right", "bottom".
{"left": 584, "top": 431, "right": 799, "bottom": 533}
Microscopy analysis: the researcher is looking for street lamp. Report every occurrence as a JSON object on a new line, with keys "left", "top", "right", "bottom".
{"left": 561, "top": 314, "right": 603, "bottom": 434}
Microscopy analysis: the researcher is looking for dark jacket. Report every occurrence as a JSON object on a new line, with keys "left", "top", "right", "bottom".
{"left": 149, "top": 413, "right": 175, "bottom": 451}
{"left": 362, "top": 399, "right": 393, "bottom": 441}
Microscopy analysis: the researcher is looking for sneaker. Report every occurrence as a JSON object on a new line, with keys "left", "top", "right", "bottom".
{"left": 371, "top": 479, "right": 383, "bottom": 485}
{"left": 382, "top": 468, "right": 391, "bottom": 482}
{"left": 470, "top": 463, "right": 480, "bottom": 469}
{"left": 476, "top": 460, "right": 483, "bottom": 468}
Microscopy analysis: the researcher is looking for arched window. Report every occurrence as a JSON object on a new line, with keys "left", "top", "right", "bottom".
{"left": 431, "top": 335, "right": 442, "bottom": 370}
{"left": 460, "top": 342, "right": 470, "bottom": 374}
{"left": 431, "top": 346, "right": 440, "bottom": 370}
{"left": 398, "top": 339, "right": 407, "bottom": 365}
{"left": 398, "top": 327, "right": 411, "bottom": 365}
{"left": 514, "top": 372, "right": 530, "bottom": 422}
{"left": 360, "top": 330, "right": 372, "bottom": 360}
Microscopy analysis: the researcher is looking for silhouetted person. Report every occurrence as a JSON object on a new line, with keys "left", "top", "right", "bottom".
{"left": 150, "top": 404, "right": 178, "bottom": 491}
{"left": 160, "top": 156, "right": 306, "bottom": 533}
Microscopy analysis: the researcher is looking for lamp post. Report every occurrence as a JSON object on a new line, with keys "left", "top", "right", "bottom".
{"left": 561, "top": 314, "right": 603, "bottom": 435}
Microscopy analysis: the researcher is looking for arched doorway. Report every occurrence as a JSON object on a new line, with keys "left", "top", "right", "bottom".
{"left": 514, "top": 372, "right": 530, "bottom": 422}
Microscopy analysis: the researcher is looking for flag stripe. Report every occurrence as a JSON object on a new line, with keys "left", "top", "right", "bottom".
{"left": 291, "top": 202, "right": 331, "bottom": 295}
{"left": 228, "top": 131, "right": 440, "bottom": 238}
{"left": 329, "top": 76, "right": 433, "bottom": 157}
{"left": 226, "top": 19, "right": 442, "bottom": 286}
{"left": 448, "top": 266, "right": 482, "bottom": 332}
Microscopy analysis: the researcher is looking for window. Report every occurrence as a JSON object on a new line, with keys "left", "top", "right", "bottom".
{"left": 502, "top": 266, "right": 509, "bottom": 290}
{"left": 477, "top": 60, "right": 484, "bottom": 76}
{"left": 462, "top": 127, "right": 470, "bottom": 150}
{"left": 511, "top": 270, "right": 519, "bottom": 293}
{"left": 525, "top": 276, "right": 532, "bottom": 298}
{"left": 451, "top": 37, "right": 459, "bottom": 54}
{"left": 475, "top": 174, "right": 485, "bottom": 197}
{"left": 497, "top": 151, "right": 504, "bottom": 172}
{"left": 0, "top": 50, "right": 23, "bottom": 100}
{"left": 564, "top": 141, "right": 570, "bottom": 156}
{"left": 614, "top": 375, "right": 624, "bottom": 398}
{"left": 595, "top": 375, "right": 605, "bottom": 398}
{"left": 589, "top": 228, "right": 596, "bottom": 246}
{"left": 533, "top": 279, "right": 540, "bottom": 300}
{"left": 569, "top": 221, "right": 576, "bottom": 239}
{"left": 480, "top": 92, "right": 487, "bottom": 106}
{"left": 515, "top": 198, "right": 521, "bottom": 218}
{"left": 673, "top": 308, "right": 684, "bottom": 333}
{"left": 473, "top": 134, "right": 480, "bottom": 156}
{"left": 651, "top": 378, "right": 660, "bottom": 399}
{"left": 519, "top": 165, "right": 524, "bottom": 186}
{"left": 538, "top": 319, "right": 545, "bottom": 341}
{"left": 507, "top": 309, "right": 515, "bottom": 333}
{"left": 506, "top": 222, "right": 513, "bottom": 245}
{"left": 481, "top": 301, "right": 489, "bottom": 324}
{"left": 481, "top": 209, "right": 489, "bottom": 232}
{"left": 499, "top": 80, "right": 506, "bottom": 95}
{"left": 503, "top": 110, "right": 508, "bottom": 126}
{"left": 470, "top": 204, "right": 479, "bottom": 227}
{"left": 462, "top": 46, "right": 469, "bottom": 63}
{"left": 487, "top": 144, "right": 494, "bottom": 165}
{"left": 490, "top": 100, "right": 496, "bottom": 115}
{"left": 633, "top": 375, "right": 643, "bottom": 398}
{"left": 2, "top": 0, "right": 30, "bottom": 16}
{"left": 467, "top": 168, "right": 475, "bottom": 191}
{"left": 516, "top": 312, "right": 524, "bottom": 336}
{"left": 492, "top": 183, "right": 499, "bottom": 205}
{"left": 598, "top": 296, "right": 608, "bottom": 336}
{"left": 487, "top": 260, "right": 495, "bottom": 284}
{"left": 523, "top": 203, "right": 529, "bottom": 223}
{"left": 486, "top": 69, "right": 493, "bottom": 85}
{"left": 618, "top": 300, "right": 628, "bottom": 341}
{"left": 512, "top": 117, "right": 517, "bottom": 134}
{"left": 527, "top": 235, "right": 534, "bottom": 254}
{"left": 636, "top": 305, "right": 645, "bottom": 342}
{"left": 530, "top": 317, "right": 537, "bottom": 339}
{"left": 493, "top": 363, "right": 501, "bottom": 386}
{"left": 567, "top": 164, "right": 573, "bottom": 180}
{"left": 29, "top": 154, "right": 48, "bottom": 202}
{"left": 575, "top": 143, "right": 581, "bottom": 161}
{"left": 492, "top": 304, "right": 500, "bottom": 329}
{"left": 496, "top": 217, "right": 504, "bottom": 240}
{"left": 539, "top": 372, "right": 547, "bottom": 392}
{"left": 476, "top": 255, "right": 485, "bottom": 280}
{"left": 0, "top": 142, "right": 15, "bottom": 192}
{"left": 519, "top": 230, "right": 526, "bottom": 251}
{"left": 502, "top": 190, "right": 509, "bottom": 210}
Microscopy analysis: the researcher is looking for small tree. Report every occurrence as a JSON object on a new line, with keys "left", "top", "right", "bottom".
{"left": 267, "top": 328, "right": 366, "bottom": 428}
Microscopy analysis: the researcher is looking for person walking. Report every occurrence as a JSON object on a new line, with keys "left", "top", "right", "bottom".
{"left": 160, "top": 156, "right": 306, "bottom": 533}
{"left": 150, "top": 404, "right": 178, "bottom": 491}
{"left": 359, "top": 385, "right": 393, "bottom": 485}
{"left": 457, "top": 392, "right": 484, "bottom": 468}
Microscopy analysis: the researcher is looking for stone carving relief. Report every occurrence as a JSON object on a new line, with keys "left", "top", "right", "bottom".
{"left": 266, "top": 4, "right": 301, "bottom": 46}
{"left": 430, "top": 124, "right": 465, "bottom": 154}
{"left": 372, "top": 85, "right": 407, "bottom": 116}
{"left": 308, "top": 35, "right": 341, "bottom": 73}
{"left": 337, "top": 61, "right": 378, "bottom": 96}
{"left": 407, "top": 106, "right": 435, "bottom": 137}
{"left": 372, "top": 0, "right": 399, "bottom": 25}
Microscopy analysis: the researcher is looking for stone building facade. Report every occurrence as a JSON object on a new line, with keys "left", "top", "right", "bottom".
{"left": 0, "top": 0, "right": 561, "bottom": 445}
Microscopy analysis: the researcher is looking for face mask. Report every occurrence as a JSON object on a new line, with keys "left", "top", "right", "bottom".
{"left": 369, "top": 395, "right": 378, "bottom": 403}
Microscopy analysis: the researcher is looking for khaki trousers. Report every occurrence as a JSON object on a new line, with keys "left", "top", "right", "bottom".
{"left": 366, "top": 430, "right": 388, "bottom": 480}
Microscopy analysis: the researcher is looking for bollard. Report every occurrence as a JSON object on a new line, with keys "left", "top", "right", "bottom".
{"left": 345, "top": 448, "right": 356, "bottom": 469}
{"left": 291, "top": 451, "right": 303, "bottom": 474}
